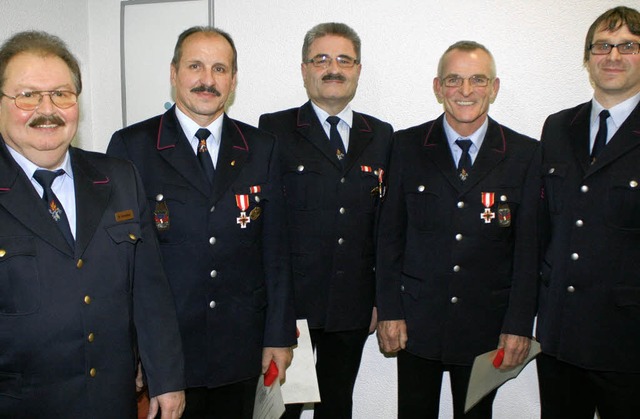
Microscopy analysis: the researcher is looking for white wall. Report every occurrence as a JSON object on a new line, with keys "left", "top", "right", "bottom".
{"left": 2, "top": 0, "right": 636, "bottom": 417}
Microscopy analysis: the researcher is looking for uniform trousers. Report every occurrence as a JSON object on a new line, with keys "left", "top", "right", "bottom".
{"left": 282, "top": 327, "right": 370, "bottom": 419}
{"left": 181, "top": 376, "right": 259, "bottom": 419}
{"left": 397, "top": 350, "right": 497, "bottom": 419}
{"left": 537, "top": 353, "right": 640, "bottom": 419}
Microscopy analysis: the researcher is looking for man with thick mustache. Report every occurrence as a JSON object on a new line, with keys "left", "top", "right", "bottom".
{"left": 376, "top": 41, "right": 540, "bottom": 418}
{"left": 259, "top": 22, "right": 393, "bottom": 418}
{"left": 108, "top": 27, "right": 296, "bottom": 418}
{"left": 0, "top": 31, "right": 185, "bottom": 418}
{"left": 536, "top": 6, "right": 640, "bottom": 418}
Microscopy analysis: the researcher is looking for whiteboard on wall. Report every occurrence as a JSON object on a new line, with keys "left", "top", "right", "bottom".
{"left": 120, "top": 0, "right": 214, "bottom": 126}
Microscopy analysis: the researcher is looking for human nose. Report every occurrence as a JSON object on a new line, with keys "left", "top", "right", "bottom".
{"left": 460, "top": 79, "right": 474, "bottom": 95}
{"left": 608, "top": 46, "right": 623, "bottom": 60}
{"left": 36, "top": 93, "right": 56, "bottom": 114}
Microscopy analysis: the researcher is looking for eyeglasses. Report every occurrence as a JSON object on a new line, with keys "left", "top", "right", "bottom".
{"left": 442, "top": 75, "right": 491, "bottom": 88}
{"left": 1, "top": 90, "right": 78, "bottom": 111}
{"left": 304, "top": 54, "right": 360, "bottom": 69}
{"left": 589, "top": 42, "right": 640, "bottom": 55}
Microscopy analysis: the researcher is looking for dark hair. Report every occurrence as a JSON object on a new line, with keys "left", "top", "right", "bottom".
{"left": 0, "top": 30, "right": 82, "bottom": 94}
{"left": 302, "top": 22, "right": 361, "bottom": 62}
{"left": 584, "top": 6, "right": 640, "bottom": 63}
{"left": 171, "top": 26, "right": 237, "bottom": 74}
{"left": 437, "top": 40, "right": 496, "bottom": 78}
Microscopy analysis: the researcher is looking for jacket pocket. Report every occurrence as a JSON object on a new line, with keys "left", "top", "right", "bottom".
{"left": 606, "top": 177, "right": 640, "bottom": 231}
{"left": 0, "top": 236, "right": 39, "bottom": 316}
{"left": 542, "top": 163, "right": 567, "bottom": 214}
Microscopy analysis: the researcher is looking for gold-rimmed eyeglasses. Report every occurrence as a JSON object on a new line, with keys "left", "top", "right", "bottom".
{"left": 1, "top": 90, "right": 78, "bottom": 111}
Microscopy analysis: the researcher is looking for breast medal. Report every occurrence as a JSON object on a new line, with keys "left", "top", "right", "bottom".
{"left": 153, "top": 195, "right": 170, "bottom": 231}
{"left": 497, "top": 194, "right": 511, "bottom": 227}
{"left": 480, "top": 192, "right": 495, "bottom": 224}
{"left": 236, "top": 194, "right": 251, "bottom": 228}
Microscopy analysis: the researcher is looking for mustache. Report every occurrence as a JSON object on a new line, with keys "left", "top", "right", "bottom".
{"left": 191, "top": 85, "right": 222, "bottom": 96}
{"left": 322, "top": 73, "right": 346, "bottom": 82}
{"left": 29, "top": 115, "right": 65, "bottom": 127}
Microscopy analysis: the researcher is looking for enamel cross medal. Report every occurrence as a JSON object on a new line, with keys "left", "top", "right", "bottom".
{"left": 480, "top": 192, "right": 495, "bottom": 224}
{"left": 236, "top": 194, "right": 251, "bottom": 228}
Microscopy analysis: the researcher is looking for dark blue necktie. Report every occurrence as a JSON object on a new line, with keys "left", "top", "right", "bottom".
{"left": 326, "top": 116, "right": 346, "bottom": 164}
{"left": 591, "top": 109, "right": 610, "bottom": 163}
{"left": 195, "top": 128, "right": 215, "bottom": 184}
{"left": 33, "top": 169, "right": 75, "bottom": 250}
{"left": 455, "top": 138, "right": 473, "bottom": 182}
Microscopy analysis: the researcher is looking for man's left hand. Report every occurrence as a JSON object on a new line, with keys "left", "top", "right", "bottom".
{"left": 497, "top": 333, "right": 531, "bottom": 370}
{"left": 147, "top": 390, "right": 185, "bottom": 419}
{"left": 262, "top": 347, "right": 293, "bottom": 383}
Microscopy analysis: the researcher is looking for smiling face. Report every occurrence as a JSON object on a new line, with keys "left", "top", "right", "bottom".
{"left": 170, "top": 32, "right": 237, "bottom": 126}
{"left": 433, "top": 48, "right": 499, "bottom": 137}
{"left": 301, "top": 34, "right": 361, "bottom": 115}
{"left": 0, "top": 52, "right": 79, "bottom": 169}
{"left": 587, "top": 24, "right": 640, "bottom": 107}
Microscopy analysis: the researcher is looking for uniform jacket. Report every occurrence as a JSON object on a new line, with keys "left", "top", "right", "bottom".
{"left": 376, "top": 115, "right": 541, "bottom": 365}
{"left": 259, "top": 101, "right": 393, "bottom": 331}
{"left": 0, "top": 142, "right": 184, "bottom": 418}
{"left": 537, "top": 100, "right": 640, "bottom": 373}
{"left": 107, "top": 106, "right": 296, "bottom": 388}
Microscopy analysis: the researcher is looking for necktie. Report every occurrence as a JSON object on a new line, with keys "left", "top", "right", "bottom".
{"left": 590, "top": 109, "right": 610, "bottom": 163}
{"left": 195, "top": 128, "right": 215, "bottom": 184}
{"left": 455, "top": 138, "right": 473, "bottom": 182}
{"left": 326, "top": 116, "right": 346, "bottom": 164}
{"left": 33, "top": 169, "right": 75, "bottom": 249}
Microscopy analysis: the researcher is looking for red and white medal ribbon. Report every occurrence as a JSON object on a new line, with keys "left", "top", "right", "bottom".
{"left": 236, "top": 194, "right": 251, "bottom": 228}
{"left": 480, "top": 192, "right": 495, "bottom": 224}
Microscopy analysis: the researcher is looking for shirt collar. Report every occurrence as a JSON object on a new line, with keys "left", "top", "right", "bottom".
{"left": 175, "top": 106, "right": 224, "bottom": 146}
{"left": 6, "top": 143, "right": 73, "bottom": 180}
{"left": 591, "top": 92, "right": 640, "bottom": 131}
{"left": 310, "top": 101, "right": 353, "bottom": 128}
{"left": 442, "top": 115, "right": 489, "bottom": 152}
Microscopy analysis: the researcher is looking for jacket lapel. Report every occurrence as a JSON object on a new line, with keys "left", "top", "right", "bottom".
{"left": 211, "top": 115, "right": 250, "bottom": 203}
{"left": 343, "top": 112, "right": 374, "bottom": 172}
{"left": 423, "top": 115, "right": 461, "bottom": 191}
{"left": 0, "top": 141, "right": 73, "bottom": 256}
{"left": 567, "top": 102, "right": 593, "bottom": 175}
{"left": 156, "top": 106, "right": 211, "bottom": 197}
{"left": 463, "top": 117, "right": 507, "bottom": 191}
{"left": 70, "top": 147, "right": 112, "bottom": 257}
{"left": 296, "top": 101, "right": 342, "bottom": 170}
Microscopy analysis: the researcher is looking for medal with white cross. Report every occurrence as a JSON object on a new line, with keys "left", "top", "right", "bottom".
{"left": 480, "top": 192, "right": 495, "bottom": 224}
{"left": 235, "top": 194, "right": 251, "bottom": 228}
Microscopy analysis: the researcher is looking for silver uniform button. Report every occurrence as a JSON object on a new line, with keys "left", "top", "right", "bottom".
{"left": 255, "top": 196, "right": 261, "bottom": 203}
{"left": 575, "top": 220, "right": 584, "bottom": 227}
{"left": 453, "top": 265, "right": 461, "bottom": 272}
{"left": 548, "top": 168, "right": 555, "bottom": 174}
{"left": 210, "top": 205, "right": 215, "bottom": 212}
{"left": 418, "top": 185, "right": 425, "bottom": 192}
{"left": 457, "top": 201, "right": 465, "bottom": 209}
{"left": 581, "top": 185, "right": 589, "bottom": 193}
{"left": 567, "top": 286, "right": 575, "bottom": 293}
{"left": 630, "top": 180, "right": 638, "bottom": 188}
{"left": 500, "top": 195, "right": 507, "bottom": 202}
{"left": 339, "top": 207, "right": 346, "bottom": 214}
{"left": 210, "top": 270, "right": 217, "bottom": 278}
{"left": 297, "top": 165, "right": 304, "bottom": 172}
{"left": 571, "top": 253, "right": 579, "bottom": 261}
{"left": 155, "top": 194, "right": 164, "bottom": 202}
{"left": 340, "top": 177, "right": 346, "bottom": 184}
{"left": 451, "top": 296, "right": 459, "bottom": 304}
{"left": 455, "top": 234, "right": 463, "bottom": 241}
{"left": 209, "top": 237, "right": 217, "bottom": 245}
{"left": 209, "top": 301, "right": 217, "bottom": 309}
{"left": 400, "top": 285, "right": 405, "bottom": 292}
{"left": 338, "top": 238, "right": 345, "bottom": 245}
